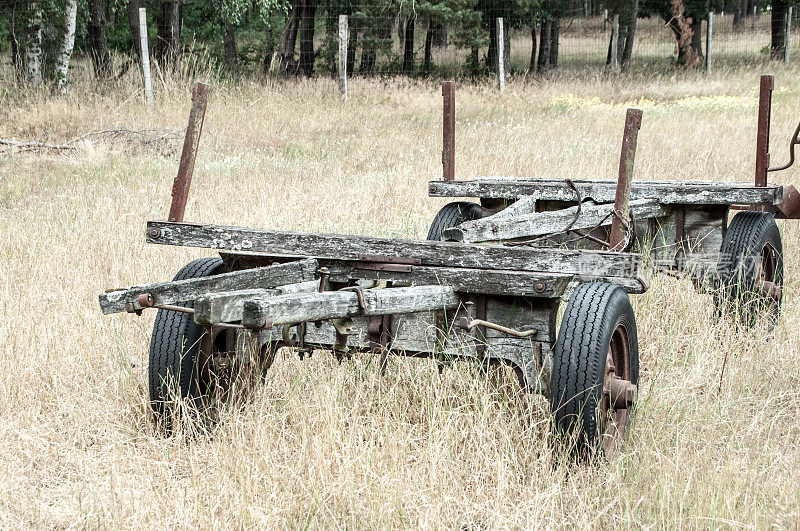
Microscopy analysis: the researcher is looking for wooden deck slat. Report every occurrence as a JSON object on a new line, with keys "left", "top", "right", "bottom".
{"left": 428, "top": 179, "right": 783, "bottom": 205}
{"left": 146, "top": 221, "right": 642, "bottom": 279}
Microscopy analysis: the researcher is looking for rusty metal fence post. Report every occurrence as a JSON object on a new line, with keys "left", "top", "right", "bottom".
{"left": 609, "top": 108, "right": 643, "bottom": 250}
{"left": 168, "top": 82, "right": 211, "bottom": 222}
{"left": 442, "top": 81, "right": 455, "bottom": 181}
{"left": 755, "top": 74, "right": 774, "bottom": 187}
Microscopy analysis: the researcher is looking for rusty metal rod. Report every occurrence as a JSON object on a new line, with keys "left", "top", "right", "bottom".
{"left": 169, "top": 82, "right": 211, "bottom": 222}
{"left": 755, "top": 74, "right": 774, "bottom": 187}
{"left": 442, "top": 81, "right": 455, "bottom": 182}
{"left": 459, "top": 318, "right": 538, "bottom": 338}
{"left": 609, "top": 108, "right": 643, "bottom": 251}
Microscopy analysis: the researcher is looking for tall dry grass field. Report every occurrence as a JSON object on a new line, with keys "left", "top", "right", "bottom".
{"left": 1, "top": 62, "right": 799, "bottom": 527}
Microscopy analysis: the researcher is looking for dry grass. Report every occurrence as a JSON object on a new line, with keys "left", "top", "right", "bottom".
{"left": 1, "top": 62, "right": 800, "bottom": 528}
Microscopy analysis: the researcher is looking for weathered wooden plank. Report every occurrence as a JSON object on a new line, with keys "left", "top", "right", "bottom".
{"left": 241, "top": 285, "right": 461, "bottom": 329}
{"left": 428, "top": 179, "right": 783, "bottom": 206}
{"left": 323, "top": 262, "right": 574, "bottom": 298}
{"left": 98, "top": 258, "right": 318, "bottom": 315}
{"left": 146, "top": 221, "right": 641, "bottom": 279}
{"left": 194, "top": 280, "right": 319, "bottom": 325}
{"left": 444, "top": 199, "right": 668, "bottom": 243}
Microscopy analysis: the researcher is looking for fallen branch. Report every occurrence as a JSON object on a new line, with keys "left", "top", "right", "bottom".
{"left": 0, "top": 127, "right": 183, "bottom": 154}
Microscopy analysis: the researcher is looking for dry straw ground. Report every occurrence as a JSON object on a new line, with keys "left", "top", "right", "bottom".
{"left": 1, "top": 61, "right": 799, "bottom": 528}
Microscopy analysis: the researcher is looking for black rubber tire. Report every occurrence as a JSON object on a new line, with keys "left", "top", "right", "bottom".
{"left": 149, "top": 257, "right": 226, "bottom": 424}
{"left": 426, "top": 202, "right": 482, "bottom": 241}
{"left": 716, "top": 211, "right": 783, "bottom": 326}
{"left": 550, "top": 282, "right": 639, "bottom": 457}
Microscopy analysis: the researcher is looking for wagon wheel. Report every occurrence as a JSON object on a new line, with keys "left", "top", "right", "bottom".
{"left": 550, "top": 282, "right": 639, "bottom": 460}
{"left": 716, "top": 211, "right": 783, "bottom": 327}
{"left": 427, "top": 201, "right": 482, "bottom": 241}
{"left": 148, "top": 258, "right": 277, "bottom": 432}
{"left": 196, "top": 327, "right": 280, "bottom": 405}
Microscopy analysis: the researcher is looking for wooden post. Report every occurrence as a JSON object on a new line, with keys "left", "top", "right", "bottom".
{"left": 610, "top": 15, "right": 620, "bottom": 73}
{"left": 603, "top": 9, "right": 609, "bottom": 31}
{"left": 338, "top": 15, "right": 348, "bottom": 101}
{"left": 168, "top": 82, "right": 211, "bottom": 223}
{"left": 755, "top": 74, "right": 774, "bottom": 187}
{"left": 496, "top": 18, "right": 505, "bottom": 92}
{"left": 138, "top": 7, "right": 153, "bottom": 106}
{"left": 785, "top": 7, "right": 792, "bottom": 64}
{"left": 609, "top": 108, "right": 643, "bottom": 250}
{"left": 705, "top": 12, "right": 713, "bottom": 74}
{"left": 442, "top": 81, "right": 455, "bottom": 181}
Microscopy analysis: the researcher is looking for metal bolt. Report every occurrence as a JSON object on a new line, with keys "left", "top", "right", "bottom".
{"left": 533, "top": 281, "right": 546, "bottom": 293}
{"left": 317, "top": 267, "right": 330, "bottom": 292}
{"left": 148, "top": 227, "right": 162, "bottom": 239}
{"left": 761, "top": 192, "right": 772, "bottom": 203}
{"left": 137, "top": 293, "right": 154, "bottom": 308}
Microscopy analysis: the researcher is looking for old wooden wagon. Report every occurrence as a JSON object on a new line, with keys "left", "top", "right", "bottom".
{"left": 99, "top": 75, "right": 797, "bottom": 459}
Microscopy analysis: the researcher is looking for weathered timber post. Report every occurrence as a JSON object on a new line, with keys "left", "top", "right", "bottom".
{"left": 604, "top": 9, "right": 609, "bottom": 31}
{"left": 705, "top": 12, "right": 713, "bottom": 74}
{"left": 609, "top": 108, "right": 643, "bottom": 250}
{"left": 755, "top": 74, "right": 774, "bottom": 187}
{"left": 496, "top": 18, "right": 505, "bottom": 92}
{"left": 610, "top": 15, "right": 620, "bottom": 73}
{"left": 338, "top": 15, "right": 348, "bottom": 101}
{"left": 138, "top": 7, "right": 153, "bottom": 106}
{"left": 786, "top": 7, "right": 793, "bottom": 64}
{"left": 442, "top": 81, "right": 456, "bottom": 181}
{"left": 168, "top": 82, "right": 211, "bottom": 222}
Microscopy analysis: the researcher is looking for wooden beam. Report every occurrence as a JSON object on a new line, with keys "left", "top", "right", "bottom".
{"left": 241, "top": 285, "right": 461, "bottom": 328}
{"left": 146, "top": 221, "right": 641, "bottom": 279}
{"left": 428, "top": 179, "right": 783, "bottom": 205}
{"left": 443, "top": 199, "right": 667, "bottom": 244}
{"left": 99, "top": 258, "right": 318, "bottom": 314}
{"left": 194, "top": 280, "right": 319, "bottom": 325}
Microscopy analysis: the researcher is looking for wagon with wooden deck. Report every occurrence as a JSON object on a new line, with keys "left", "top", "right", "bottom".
{"left": 99, "top": 75, "right": 797, "bottom": 460}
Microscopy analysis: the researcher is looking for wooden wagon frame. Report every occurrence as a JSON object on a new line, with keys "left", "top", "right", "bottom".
{"left": 100, "top": 75, "right": 799, "bottom": 458}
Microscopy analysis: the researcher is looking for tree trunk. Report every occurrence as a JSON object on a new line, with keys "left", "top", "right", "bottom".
{"left": 667, "top": 11, "right": 702, "bottom": 66}
{"left": 10, "top": 0, "right": 23, "bottom": 80}
{"left": 278, "top": 1, "right": 301, "bottom": 74}
{"left": 549, "top": 16, "right": 560, "bottom": 67}
{"left": 156, "top": 1, "right": 181, "bottom": 67}
{"left": 299, "top": 0, "right": 316, "bottom": 76}
{"left": 529, "top": 25, "right": 537, "bottom": 73}
{"left": 424, "top": 20, "right": 434, "bottom": 69}
{"left": 733, "top": 0, "right": 745, "bottom": 29}
{"left": 88, "top": 0, "right": 113, "bottom": 79}
{"left": 263, "top": 24, "right": 275, "bottom": 74}
{"left": 403, "top": 17, "right": 415, "bottom": 73}
{"left": 127, "top": 0, "right": 142, "bottom": 61}
{"left": 537, "top": 19, "right": 551, "bottom": 71}
{"left": 621, "top": 0, "right": 639, "bottom": 70}
{"left": 55, "top": 0, "right": 78, "bottom": 92}
{"left": 771, "top": 0, "right": 788, "bottom": 59}
{"left": 25, "top": 1, "right": 42, "bottom": 87}
{"left": 431, "top": 21, "right": 446, "bottom": 47}
{"left": 690, "top": 15, "right": 703, "bottom": 60}
{"left": 487, "top": 17, "right": 498, "bottom": 71}
{"left": 223, "top": 24, "right": 237, "bottom": 69}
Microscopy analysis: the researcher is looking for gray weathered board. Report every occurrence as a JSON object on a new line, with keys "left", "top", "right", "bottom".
{"left": 146, "top": 221, "right": 641, "bottom": 279}
{"left": 99, "top": 258, "right": 318, "bottom": 314}
{"left": 444, "top": 198, "right": 669, "bottom": 243}
{"left": 428, "top": 179, "right": 783, "bottom": 205}
{"left": 194, "top": 280, "right": 319, "bottom": 325}
{"left": 202, "top": 285, "right": 461, "bottom": 328}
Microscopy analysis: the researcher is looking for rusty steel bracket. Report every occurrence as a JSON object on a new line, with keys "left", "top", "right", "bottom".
{"left": 339, "top": 286, "right": 368, "bottom": 312}
{"left": 442, "top": 81, "right": 456, "bottom": 182}
{"left": 168, "top": 82, "right": 211, "bottom": 223}
{"left": 368, "top": 314, "right": 392, "bottom": 373}
{"left": 354, "top": 254, "right": 421, "bottom": 273}
{"left": 609, "top": 108, "right": 643, "bottom": 251}
{"left": 126, "top": 292, "right": 194, "bottom": 315}
{"left": 460, "top": 299, "right": 488, "bottom": 356}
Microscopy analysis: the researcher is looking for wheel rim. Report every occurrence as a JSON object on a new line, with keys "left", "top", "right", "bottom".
{"left": 600, "top": 323, "right": 637, "bottom": 458}
{"left": 758, "top": 241, "right": 782, "bottom": 312}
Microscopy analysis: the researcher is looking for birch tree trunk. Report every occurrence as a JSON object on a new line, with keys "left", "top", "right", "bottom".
{"left": 25, "top": 2, "right": 43, "bottom": 87}
{"left": 55, "top": 0, "right": 78, "bottom": 93}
